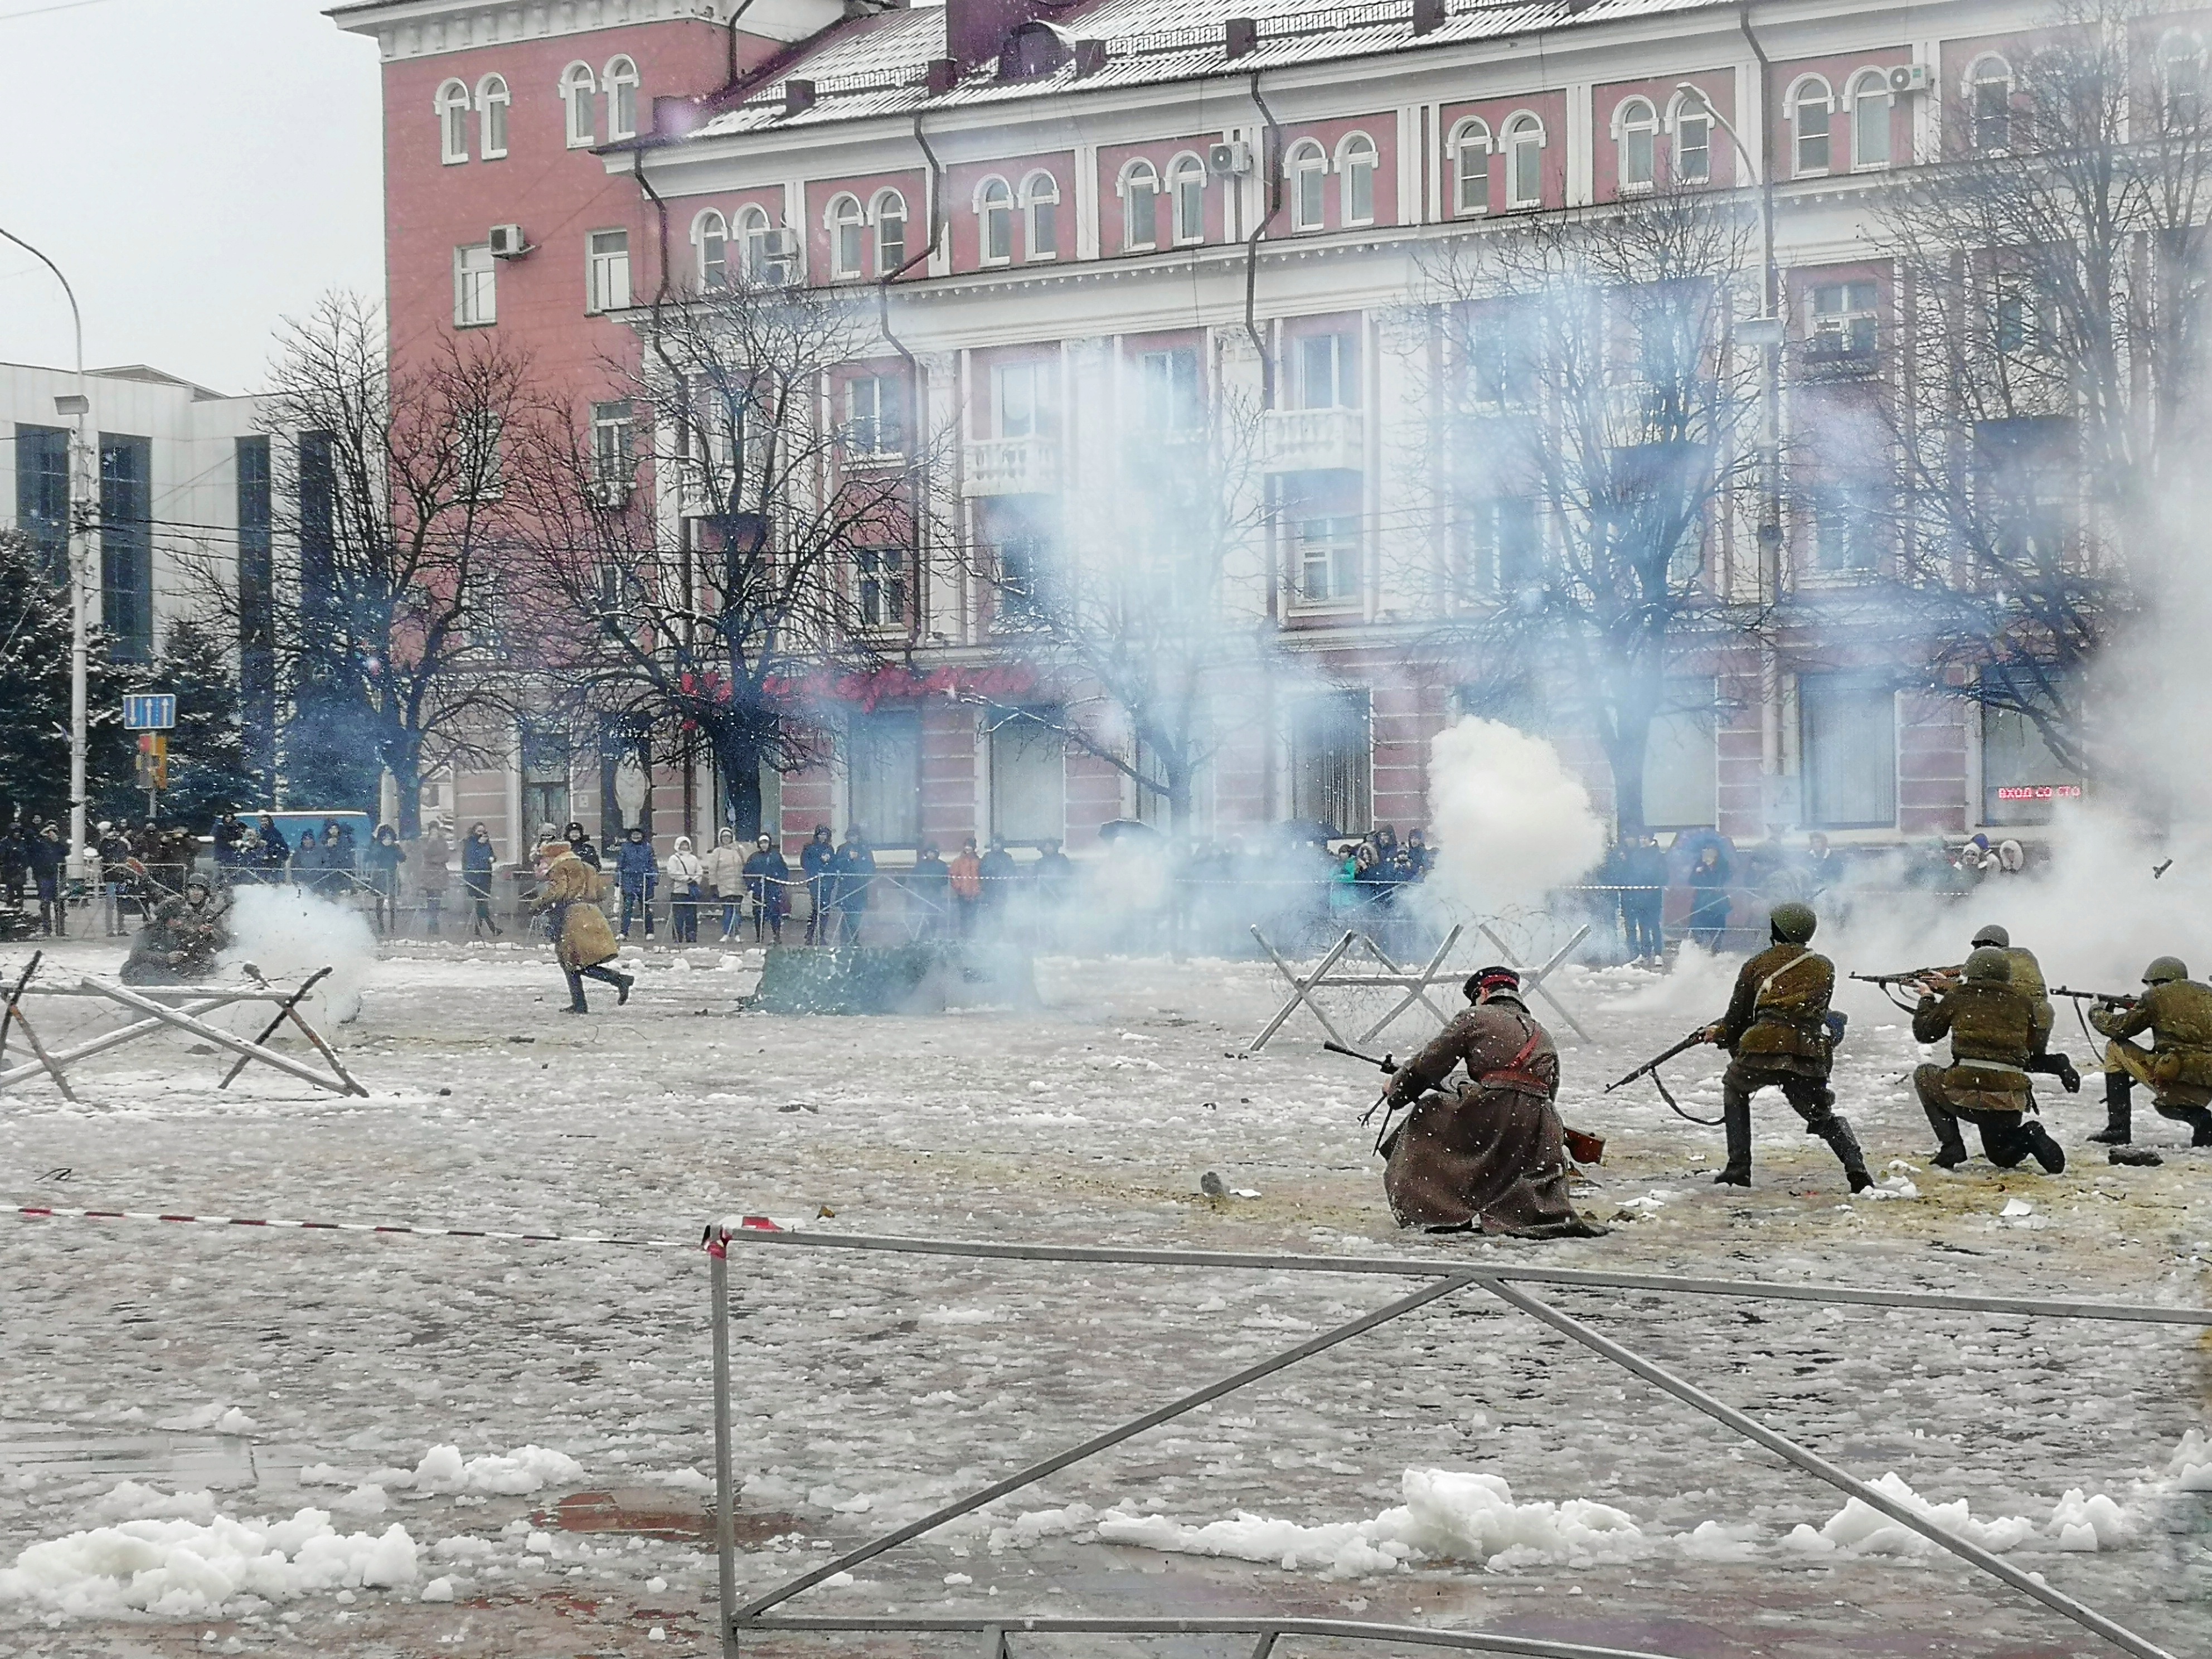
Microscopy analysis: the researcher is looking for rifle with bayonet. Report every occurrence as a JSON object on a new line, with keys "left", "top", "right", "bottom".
{"left": 1603, "top": 1027, "right": 1723, "bottom": 1124}
{"left": 2050, "top": 986, "right": 2138, "bottom": 1008}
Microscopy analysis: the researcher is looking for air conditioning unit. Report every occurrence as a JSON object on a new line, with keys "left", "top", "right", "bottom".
{"left": 1887, "top": 62, "right": 1930, "bottom": 95}
{"left": 488, "top": 223, "right": 530, "bottom": 259}
{"left": 760, "top": 228, "right": 800, "bottom": 258}
{"left": 588, "top": 477, "right": 633, "bottom": 510}
{"left": 1208, "top": 140, "right": 1253, "bottom": 178}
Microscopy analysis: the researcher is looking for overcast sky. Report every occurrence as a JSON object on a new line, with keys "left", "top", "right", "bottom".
{"left": 0, "top": 0, "right": 384, "bottom": 396}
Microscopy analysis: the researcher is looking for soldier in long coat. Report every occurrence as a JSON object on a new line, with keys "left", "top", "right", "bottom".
{"left": 1375, "top": 966, "right": 1607, "bottom": 1239}
{"left": 531, "top": 838, "right": 633, "bottom": 1013}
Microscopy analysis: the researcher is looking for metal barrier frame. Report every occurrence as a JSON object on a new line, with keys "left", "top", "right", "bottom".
{"left": 706, "top": 1226, "right": 2208, "bottom": 1659}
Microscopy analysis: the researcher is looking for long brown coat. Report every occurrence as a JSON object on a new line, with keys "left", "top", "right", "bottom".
{"left": 535, "top": 846, "right": 619, "bottom": 971}
{"left": 1379, "top": 997, "right": 1606, "bottom": 1238}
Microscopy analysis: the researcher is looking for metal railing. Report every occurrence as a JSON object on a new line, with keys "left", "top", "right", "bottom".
{"left": 705, "top": 1225, "right": 2205, "bottom": 1659}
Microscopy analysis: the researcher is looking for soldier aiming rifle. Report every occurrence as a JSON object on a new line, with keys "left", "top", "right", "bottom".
{"left": 1856, "top": 924, "right": 2082, "bottom": 1094}
{"left": 2077, "top": 958, "right": 2212, "bottom": 1148}
{"left": 1911, "top": 947, "right": 2067, "bottom": 1174}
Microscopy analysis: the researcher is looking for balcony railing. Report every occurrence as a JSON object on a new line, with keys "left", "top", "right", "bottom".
{"left": 962, "top": 435, "right": 1059, "bottom": 496}
{"left": 1262, "top": 406, "right": 1365, "bottom": 474}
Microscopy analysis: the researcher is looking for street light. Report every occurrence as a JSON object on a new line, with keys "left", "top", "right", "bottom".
{"left": 0, "top": 222, "right": 93, "bottom": 883}
{"left": 1674, "top": 82, "right": 1790, "bottom": 813}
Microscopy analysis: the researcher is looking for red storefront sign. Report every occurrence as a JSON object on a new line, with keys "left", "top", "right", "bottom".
{"left": 1995, "top": 785, "right": 2084, "bottom": 801}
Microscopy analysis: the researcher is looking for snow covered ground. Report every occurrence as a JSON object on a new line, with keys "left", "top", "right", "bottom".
{"left": 3, "top": 932, "right": 2210, "bottom": 1658}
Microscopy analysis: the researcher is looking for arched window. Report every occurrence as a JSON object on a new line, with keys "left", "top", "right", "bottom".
{"left": 560, "top": 62, "right": 596, "bottom": 148}
{"left": 1791, "top": 76, "right": 1833, "bottom": 174}
{"left": 2162, "top": 32, "right": 2204, "bottom": 128}
{"left": 826, "top": 194, "right": 865, "bottom": 280}
{"left": 978, "top": 177, "right": 1015, "bottom": 263}
{"left": 1287, "top": 139, "right": 1327, "bottom": 229}
{"left": 1021, "top": 171, "right": 1059, "bottom": 259}
{"left": 1169, "top": 154, "right": 1206, "bottom": 244}
{"left": 1120, "top": 159, "right": 1160, "bottom": 250}
{"left": 435, "top": 79, "right": 470, "bottom": 165}
{"left": 695, "top": 209, "right": 730, "bottom": 289}
{"left": 476, "top": 75, "right": 509, "bottom": 160}
{"left": 1848, "top": 70, "right": 1893, "bottom": 168}
{"left": 737, "top": 205, "right": 777, "bottom": 283}
{"left": 1669, "top": 96, "right": 1712, "bottom": 182}
{"left": 605, "top": 55, "right": 639, "bottom": 142}
{"left": 1614, "top": 96, "right": 1657, "bottom": 191}
{"left": 1337, "top": 132, "right": 1377, "bottom": 225}
{"left": 1970, "top": 55, "right": 2012, "bottom": 152}
{"left": 874, "top": 189, "right": 909, "bottom": 276}
{"left": 1449, "top": 118, "right": 1491, "bottom": 214}
{"left": 1503, "top": 114, "right": 1544, "bottom": 208}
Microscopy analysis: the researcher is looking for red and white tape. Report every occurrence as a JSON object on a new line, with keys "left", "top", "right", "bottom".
{"left": 14, "top": 1205, "right": 791, "bottom": 1248}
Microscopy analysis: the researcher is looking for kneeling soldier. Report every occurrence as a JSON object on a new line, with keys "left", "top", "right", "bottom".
{"left": 2091, "top": 957, "right": 2212, "bottom": 1147}
{"left": 1963, "top": 923, "right": 2080, "bottom": 1093}
{"left": 1914, "top": 947, "right": 2066, "bottom": 1174}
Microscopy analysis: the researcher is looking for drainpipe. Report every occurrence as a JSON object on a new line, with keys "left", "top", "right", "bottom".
{"left": 1738, "top": 1, "right": 1787, "bottom": 817}
{"left": 876, "top": 110, "right": 948, "bottom": 655}
{"left": 1243, "top": 71, "right": 1284, "bottom": 410}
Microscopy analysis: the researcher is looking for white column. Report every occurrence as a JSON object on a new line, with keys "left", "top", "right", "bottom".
{"left": 1566, "top": 82, "right": 1595, "bottom": 205}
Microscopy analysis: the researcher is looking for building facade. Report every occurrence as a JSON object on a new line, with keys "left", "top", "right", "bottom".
{"left": 334, "top": 0, "right": 2126, "bottom": 861}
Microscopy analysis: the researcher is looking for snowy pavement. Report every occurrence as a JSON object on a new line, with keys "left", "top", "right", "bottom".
{"left": 2, "top": 934, "right": 2209, "bottom": 1658}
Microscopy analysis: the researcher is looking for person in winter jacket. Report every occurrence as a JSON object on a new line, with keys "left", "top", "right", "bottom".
{"left": 664, "top": 835, "right": 706, "bottom": 944}
{"left": 564, "top": 821, "right": 601, "bottom": 871}
{"left": 531, "top": 837, "right": 633, "bottom": 1013}
{"left": 801, "top": 824, "right": 836, "bottom": 944}
{"left": 702, "top": 827, "right": 749, "bottom": 940}
{"left": 910, "top": 843, "right": 950, "bottom": 939}
{"left": 830, "top": 828, "right": 876, "bottom": 945}
{"left": 414, "top": 821, "right": 453, "bottom": 935}
{"left": 948, "top": 838, "right": 983, "bottom": 938}
{"left": 0, "top": 823, "right": 31, "bottom": 907}
{"left": 362, "top": 825, "right": 406, "bottom": 934}
{"left": 462, "top": 823, "right": 501, "bottom": 938}
{"left": 28, "top": 823, "right": 67, "bottom": 936}
{"left": 616, "top": 827, "right": 658, "bottom": 939}
{"left": 741, "top": 833, "right": 792, "bottom": 944}
{"left": 978, "top": 837, "right": 1019, "bottom": 916}
{"left": 255, "top": 814, "right": 289, "bottom": 881}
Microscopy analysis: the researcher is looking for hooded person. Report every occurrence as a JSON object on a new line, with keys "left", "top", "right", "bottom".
{"left": 1373, "top": 966, "right": 1609, "bottom": 1238}
{"left": 530, "top": 836, "right": 633, "bottom": 1013}
{"left": 741, "top": 833, "right": 791, "bottom": 944}
{"left": 664, "top": 834, "right": 706, "bottom": 944}
{"left": 702, "top": 827, "right": 749, "bottom": 941}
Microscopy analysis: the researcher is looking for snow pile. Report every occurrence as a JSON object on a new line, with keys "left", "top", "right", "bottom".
{"left": 298, "top": 1444, "right": 583, "bottom": 1498}
{"left": 1786, "top": 1472, "right": 2136, "bottom": 1556}
{"left": 986, "top": 1503, "right": 1099, "bottom": 1553}
{"left": 220, "top": 884, "right": 377, "bottom": 1025}
{"left": 0, "top": 1490, "right": 417, "bottom": 1619}
{"left": 1095, "top": 1468, "right": 1646, "bottom": 1578}
{"left": 1677, "top": 1520, "right": 1762, "bottom": 1562}
{"left": 2046, "top": 1489, "right": 2132, "bottom": 1552}
{"left": 2165, "top": 1429, "right": 2212, "bottom": 1492}
{"left": 1423, "top": 720, "right": 1607, "bottom": 916}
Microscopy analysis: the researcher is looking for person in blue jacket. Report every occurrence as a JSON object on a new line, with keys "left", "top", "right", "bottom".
{"left": 616, "top": 825, "right": 658, "bottom": 939}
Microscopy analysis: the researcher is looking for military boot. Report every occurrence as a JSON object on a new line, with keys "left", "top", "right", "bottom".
{"left": 2181, "top": 1108, "right": 2212, "bottom": 1148}
{"left": 1820, "top": 1113, "right": 1876, "bottom": 1192}
{"left": 1713, "top": 1093, "right": 1752, "bottom": 1186}
{"left": 1921, "top": 1099, "right": 1970, "bottom": 1170}
{"left": 2022, "top": 1119, "right": 2067, "bottom": 1173}
{"left": 2087, "top": 1074, "right": 2131, "bottom": 1145}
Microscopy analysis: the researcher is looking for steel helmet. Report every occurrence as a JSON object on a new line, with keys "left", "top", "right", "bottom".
{"left": 1963, "top": 946, "right": 2013, "bottom": 983}
{"left": 2143, "top": 955, "right": 2190, "bottom": 985}
{"left": 1971, "top": 923, "right": 2011, "bottom": 949}
{"left": 1769, "top": 901, "right": 1818, "bottom": 944}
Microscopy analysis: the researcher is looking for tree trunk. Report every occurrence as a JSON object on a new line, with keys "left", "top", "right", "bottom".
{"left": 1605, "top": 711, "right": 1653, "bottom": 837}
{"left": 714, "top": 725, "right": 765, "bottom": 841}
{"left": 385, "top": 730, "right": 424, "bottom": 838}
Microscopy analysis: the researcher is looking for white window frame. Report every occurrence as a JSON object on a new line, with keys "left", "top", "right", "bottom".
{"left": 560, "top": 61, "right": 596, "bottom": 147}
{"left": 977, "top": 176, "right": 1015, "bottom": 265}
{"left": 1337, "top": 131, "right": 1377, "bottom": 226}
{"left": 1809, "top": 278, "right": 1881, "bottom": 358}
{"left": 435, "top": 79, "right": 470, "bottom": 164}
{"left": 993, "top": 359, "right": 1052, "bottom": 440}
{"left": 1667, "top": 96, "right": 1713, "bottom": 183}
{"left": 1449, "top": 118, "right": 1492, "bottom": 214}
{"left": 605, "top": 55, "right": 639, "bottom": 142}
{"left": 1613, "top": 96, "right": 1657, "bottom": 192}
{"left": 694, "top": 209, "right": 730, "bottom": 289}
{"left": 586, "top": 229, "right": 632, "bottom": 315}
{"left": 1504, "top": 113, "right": 1545, "bottom": 208}
{"left": 1846, "top": 71, "right": 1893, "bottom": 169}
{"left": 453, "top": 243, "right": 496, "bottom": 326}
{"left": 2162, "top": 31, "right": 2206, "bottom": 128}
{"left": 1968, "top": 55, "right": 2012, "bottom": 153}
{"left": 475, "top": 74, "right": 510, "bottom": 159}
{"left": 1297, "top": 331, "right": 1355, "bottom": 410}
{"left": 1287, "top": 139, "right": 1327, "bottom": 230}
{"left": 1294, "top": 515, "right": 1362, "bottom": 606}
{"left": 1119, "top": 158, "right": 1160, "bottom": 250}
{"left": 827, "top": 193, "right": 865, "bottom": 280}
{"left": 1020, "top": 171, "right": 1059, "bottom": 261}
{"left": 591, "top": 399, "right": 636, "bottom": 488}
{"left": 736, "top": 205, "right": 774, "bottom": 283}
{"left": 1789, "top": 75, "right": 1833, "bottom": 176}
{"left": 846, "top": 373, "right": 902, "bottom": 459}
{"left": 1169, "top": 153, "right": 1206, "bottom": 244}
{"left": 1136, "top": 347, "right": 1202, "bottom": 432}
{"left": 874, "top": 188, "right": 909, "bottom": 275}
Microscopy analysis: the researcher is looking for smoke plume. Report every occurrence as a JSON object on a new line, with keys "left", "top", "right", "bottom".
{"left": 1424, "top": 719, "right": 1608, "bottom": 917}
{"left": 219, "top": 885, "right": 377, "bottom": 1026}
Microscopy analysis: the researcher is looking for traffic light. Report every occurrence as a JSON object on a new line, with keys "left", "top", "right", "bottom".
{"left": 136, "top": 733, "right": 168, "bottom": 792}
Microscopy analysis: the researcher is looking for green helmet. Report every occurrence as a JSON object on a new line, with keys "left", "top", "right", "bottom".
{"left": 1971, "top": 923, "right": 2010, "bottom": 949}
{"left": 1964, "top": 946, "right": 2013, "bottom": 983}
{"left": 2143, "top": 955, "right": 2190, "bottom": 985}
{"left": 1769, "top": 901, "right": 1818, "bottom": 944}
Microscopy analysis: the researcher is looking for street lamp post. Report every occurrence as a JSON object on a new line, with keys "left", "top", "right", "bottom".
{"left": 1674, "top": 83, "right": 1789, "bottom": 818}
{"left": 0, "top": 224, "right": 94, "bottom": 885}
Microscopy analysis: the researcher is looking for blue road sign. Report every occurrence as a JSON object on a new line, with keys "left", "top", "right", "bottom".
{"left": 124, "top": 693, "right": 177, "bottom": 731}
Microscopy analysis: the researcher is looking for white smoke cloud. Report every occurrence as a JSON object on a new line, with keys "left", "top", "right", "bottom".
{"left": 218, "top": 886, "right": 377, "bottom": 1026}
{"left": 1423, "top": 719, "right": 1608, "bottom": 916}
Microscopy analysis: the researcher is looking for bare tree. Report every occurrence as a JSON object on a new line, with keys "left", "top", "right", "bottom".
{"left": 958, "top": 382, "right": 1277, "bottom": 835}
{"left": 513, "top": 277, "right": 943, "bottom": 838}
{"left": 1875, "top": 0, "right": 2212, "bottom": 776}
{"left": 1416, "top": 183, "right": 1770, "bottom": 831}
{"left": 194, "top": 293, "right": 532, "bottom": 832}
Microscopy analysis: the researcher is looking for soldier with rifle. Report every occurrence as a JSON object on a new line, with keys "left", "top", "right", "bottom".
{"left": 1912, "top": 947, "right": 2067, "bottom": 1173}
{"left": 1700, "top": 901, "right": 1871, "bottom": 1192}
{"left": 121, "top": 876, "right": 231, "bottom": 987}
{"left": 1361, "top": 966, "right": 1608, "bottom": 1238}
{"left": 2080, "top": 958, "right": 2212, "bottom": 1147}
{"left": 1856, "top": 925, "right": 2080, "bottom": 1094}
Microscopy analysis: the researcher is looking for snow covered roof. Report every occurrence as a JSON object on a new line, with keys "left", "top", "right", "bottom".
{"left": 681, "top": 0, "right": 1726, "bottom": 139}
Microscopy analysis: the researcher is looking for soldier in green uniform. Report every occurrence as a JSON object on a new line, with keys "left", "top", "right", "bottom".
{"left": 2089, "top": 957, "right": 2212, "bottom": 1147}
{"left": 1912, "top": 947, "right": 2067, "bottom": 1173}
{"left": 1701, "top": 901, "right": 1872, "bottom": 1192}
{"left": 1953, "top": 924, "right": 2080, "bottom": 1094}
